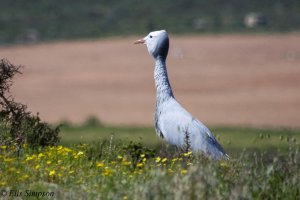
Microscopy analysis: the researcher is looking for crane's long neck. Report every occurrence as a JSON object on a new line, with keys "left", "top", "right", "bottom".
{"left": 154, "top": 56, "right": 174, "bottom": 107}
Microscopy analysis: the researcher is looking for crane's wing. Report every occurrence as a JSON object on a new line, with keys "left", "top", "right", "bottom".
{"left": 157, "top": 98, "right": 227, "bottom": 160}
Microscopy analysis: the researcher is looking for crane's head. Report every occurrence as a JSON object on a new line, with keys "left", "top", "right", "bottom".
{"left": 134, "top": 30, "right": 169, "bottom": 59}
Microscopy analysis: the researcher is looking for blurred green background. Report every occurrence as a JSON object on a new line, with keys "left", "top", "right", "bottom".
{"left": 1, "top": 0, "right": 300, "bottom": 45}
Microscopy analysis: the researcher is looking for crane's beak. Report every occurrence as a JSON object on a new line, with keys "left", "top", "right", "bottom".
{"left": 134, "top": 39, "right": 145, "bottom": 44}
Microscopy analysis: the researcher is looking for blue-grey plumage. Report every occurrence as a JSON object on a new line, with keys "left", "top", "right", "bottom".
{"left": 134, "top": 30, "right": 228, "bottom": 160}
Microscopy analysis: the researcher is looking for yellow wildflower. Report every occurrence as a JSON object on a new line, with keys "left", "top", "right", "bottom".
{"left": 172, "top": 158, "right": 178, "bottom": 162}
{"left": 121, "top": 161, "right": 131, "bottom": 166}
{"left": 35, "top": 164, "right": 41, "bottom": 170}
{"left": 46, "top": 161, "right": 52, "bottom": 165}
{"left": 96, "top": 162, "right": 105, "bottom": 167}
{"left": 0, "top": 181, "right": 7, "bottom": 186}
{"left": 57, "top": 146, "right": 63, "bottom": 150}
{"left": 4, "top": 158, "right": 14, "bottom": 162}
{"left": 60, "top": 147, "right": 72, "bottom": 154}
{"left": 140, "top": 154, "right": 145, "bottom": 158}
{"left": 162, "top": 158, "right": 167, "bottom": 163}
{"left": 181, "top": 169, "right": 188, "bottom": 174}
{"left": 136, "top": 163, "right": 143, "bottom": 167}
{"left": 65, "top": 147, "right": 72, "bottom": 152}
{"left": 183, "top": 151, "right": 193, "bottom": 157}
{"left": 25, "top": 156, "right": 34, "bottom": 161}
{"left": 102, "top": 168, "right": 112, "bottom": 176}
{"left": 117, "top": 155, "right": 123, "bottom": 159}
{"left": 49, "top": 170, "right": 55, "bottom": 176}
{"left": 142, "top": 158, "right": 147, "bottom": 162}
{"left": 77, "top": 151, "right": 84, "bottom": 156}
{"left": 69, "top": 170, "right": 75, "bottom": 174}
{"left": 8, "top": 167, "right": 16, "bottom": 172}
{"left": 220, "top": 161, "right": 229, "bottom": 170}
{"left": 155, "top": 157, "right": 161, "bottom": 163}
{"left": 38, "top": 153, "right": 44, "bottom": 158}
{"left": 0, "top": 145, "right": 7, "bottom": 149}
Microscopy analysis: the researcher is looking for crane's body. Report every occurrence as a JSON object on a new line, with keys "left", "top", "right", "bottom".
{"left": 135, "top": 30, "right": 228, "bottom": 160}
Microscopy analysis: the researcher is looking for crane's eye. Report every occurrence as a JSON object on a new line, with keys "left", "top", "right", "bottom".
{"left": 149, "top": 35, "right": 153, "bottom": 38}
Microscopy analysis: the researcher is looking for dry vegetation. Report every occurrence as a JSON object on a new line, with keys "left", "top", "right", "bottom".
{"left": 0, "top": 34, "right": 299, "bottom": 128}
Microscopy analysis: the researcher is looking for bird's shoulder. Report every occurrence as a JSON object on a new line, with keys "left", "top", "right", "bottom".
{"left": 160, "top": 98, "right": 190, "bottom": 116}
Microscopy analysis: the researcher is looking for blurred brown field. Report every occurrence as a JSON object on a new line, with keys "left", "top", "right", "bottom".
{"left": 0, "top": 34, "right": 299, "bottom": 128}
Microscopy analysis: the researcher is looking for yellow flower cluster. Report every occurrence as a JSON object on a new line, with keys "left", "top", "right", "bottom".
{"left": 0, "top": 143, "right": 202, "bottom": 189}
{"left": 0, "top": 144, "right": 88, "bottom": 186}
{"left": 182, "top": 151, "right": 193, "bottom": 157}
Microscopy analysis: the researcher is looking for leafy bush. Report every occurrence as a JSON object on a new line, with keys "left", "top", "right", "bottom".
{"left": 0, "top": 59, "right": 60, "bottom": 148}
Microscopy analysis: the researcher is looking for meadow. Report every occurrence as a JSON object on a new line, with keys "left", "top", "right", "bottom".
{"left": 1, "top": 121, "right": 299, "bottom": 199}
{"left": 1, "top": 32, "right": 300, "bottom": 199}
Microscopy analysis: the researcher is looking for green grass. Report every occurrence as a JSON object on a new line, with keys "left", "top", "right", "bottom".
{"left": 1, "top": 134, "right": 299, "bottom": 199}
{"left": 1, "top": 124, "right": 299, "bottom": 199}
{"left": 60, "top": 122, "right": 300, "bottom": 152}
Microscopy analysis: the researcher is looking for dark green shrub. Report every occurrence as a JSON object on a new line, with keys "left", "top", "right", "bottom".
{"left": 83, "top": 116, "right": 103, "bottom": 128}
{"left": 0, "top": 59, "right": 60, "bottom": 148}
